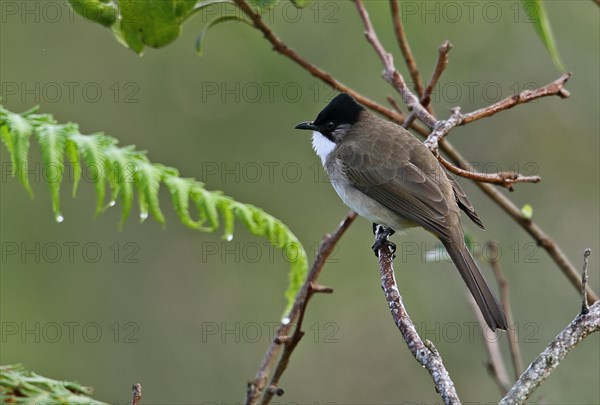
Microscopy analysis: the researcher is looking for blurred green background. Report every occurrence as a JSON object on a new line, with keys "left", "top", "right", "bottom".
{"left": 1, "top": 1, "right": 598, "bottom": 404}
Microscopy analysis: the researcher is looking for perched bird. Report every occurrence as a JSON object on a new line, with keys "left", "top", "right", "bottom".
{"left": 295, "top": 93, "right": 507, "bottom": 330}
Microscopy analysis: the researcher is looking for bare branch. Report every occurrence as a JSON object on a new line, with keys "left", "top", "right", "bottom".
{"left": 499, "top": 301, "right": 600, "bottom": 405}
{"left": 245, "top": 212, "right": 357, "bottom": 405}
{"left": 403, "top": 40, "right": 452, "bottom": 128}
{"left": 374, "top": 226, "right": 461, "bottom": 405}
{"left": 423, "top": 74, "right": 572, "bottom": 152}
{"left": 461, "top": 73, "right": 571, "bottom": 125}
{"left": 423, "top": 107, "right": 463, "bottom": 151}
{"left": 230, "top": 1, "right": 598, "bottom": 399}
{"left": 438, "top": 139, "right": 599, "bottom": 302}
{"left": 422, "top": 41, "right": 453, "bottom": 109}
{"left": 386, "top": 95, "right": 404, "bottom": 115}
{"left": 488, "top": 242, "right": 523, "bottom": 379}
{"left": 232, "top": 0, "right": 403, "bottom": 123}
{"left": 438, "top": 155, "right": 541, "bottom": 191}
{"left": 389, "top": 0, "right": 424, "bottom": 98}
{"left": 354, "top": 0, "right": 437, "bottom": 128}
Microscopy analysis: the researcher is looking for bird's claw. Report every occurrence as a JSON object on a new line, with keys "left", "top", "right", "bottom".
{"left": 371, "top": 225, "right": 397, "bottom": 257}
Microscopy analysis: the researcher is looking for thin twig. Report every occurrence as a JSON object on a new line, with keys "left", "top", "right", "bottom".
{"left": 460, "top": 73, "right": 571, "bottom": 125}
{"left": 581, "top": 249, "right": 592, "bottom": 314}
{"left": 422, "top": 41, "right": 453, "bottom": 109}
{"left": 355, "top": 0, "right": 437, "bottom": 128}
{"left": 232, "top": 0, "right": 404, "bottom": 123}
{"left": 436, "top": 138, "right": 597, "bottom": 302}
{"left": 467, "top": 295, "right": 511, "bottom": 395}
{"left": 245, "top": 212, "right": 357, "bottom": 405}
{"left": 402, "top": 41, "right": 452, "bottom": 128}
{"left": 499, "top": 301, "right": 600, "bottom": 405}
{"left": 131, "top": 384, "right": 142, "bottom": 405}
{"left": 230, "top": 0, "right": 599, "bottom": 397}
{"left": 386, "top": 95, "right": 404, "bottom": 115}
{"left": 374, "top": 226, "right": 460, "bottom": 404}
{"left": 438, "top": 154, "right": 541, "bottom": 191}
{"left": 389, "top": 0, "right": 424, "bottom": 98}
{"left": 261, "top": 281, "right": 331, "bottom": 404}
{"left": 238, "top": 0, "right": 597, "bottom": 312}
{"left": 488, "top": 242, "right": 523, "bottom": 379}
{"left": 422, "top": 107, "right": 463, "bottom": 152}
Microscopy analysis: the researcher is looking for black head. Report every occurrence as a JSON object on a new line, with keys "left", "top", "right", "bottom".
{"left": 295, "top": 93, "right": 364, "bottom": 141}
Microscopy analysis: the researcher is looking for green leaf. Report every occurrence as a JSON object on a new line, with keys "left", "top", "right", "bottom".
{"left": 0, "top": 364, "right": 108, "bottom": 405}
{"left": 217, "top": 196, "right": 235, "bottom": 240}
{"left": 249, "top": 0, "right": 279, "bottom": 12}
{"left": 192, "top": 187, "right": 221, "bottom": 231}
{"left": 1, "top": 104, "right": 309, "bottom": 314}
{"left": 64, "top": 132, "right": 82, "bottom": 198}
{"left": 69, "top": 133, "right": 114, "bottom": 215}
{"left": 521, "top": 0, "right": 565, "bottom": 71}
{"left": 290, "top": 0, "right": 312, "bottom": 8}
{"left": 0, "top": 106, "right": 34, "bottom": 197}
{"left": 68, "top": 0, "right": 118, "bottom": 27}
{"left": 195, "top": 15, "right": 251, "bottom": 56}
{"left": 134, "top": 161, "right": 165, "bottom": 224}
{"left": 117, "top": 0, "right": 197, "bottom": 54}
{"left": 35, "top": 123, "right": 71, "bottom": 221}
{"left": 104, "top": 145, "right": 138, "bottom": 227}
{"left": 164, "top": 174, "right": 204, "bottom": 229}
{"left": 521, "top": 203, "right": 534, "bottom": 220}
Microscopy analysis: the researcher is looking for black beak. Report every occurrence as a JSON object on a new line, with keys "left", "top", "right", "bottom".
{"left": 295, "top": 121, "right": 317, "bottom": 131}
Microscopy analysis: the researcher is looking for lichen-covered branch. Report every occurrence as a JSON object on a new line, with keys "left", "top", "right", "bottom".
{"left": 374, "top": 226, "right": 461, "bottom": 405}
{"left": 499, "top": 301, "right": 600, "bottom": 404}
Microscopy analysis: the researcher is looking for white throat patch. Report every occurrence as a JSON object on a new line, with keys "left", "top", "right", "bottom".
{"left": 311, "top": 131, "right": 336, "bottom": 165}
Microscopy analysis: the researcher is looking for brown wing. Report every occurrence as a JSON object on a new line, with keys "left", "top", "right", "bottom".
{"left": 445, "top": 172, "right": 485, "bottom": 229}
{"left": 335, "top": 127, "right": 456, "bottom": 241}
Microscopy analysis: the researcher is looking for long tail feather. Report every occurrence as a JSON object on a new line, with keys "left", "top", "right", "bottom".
{"left": 443, "top": 240, "right": 508, "bottom": 330}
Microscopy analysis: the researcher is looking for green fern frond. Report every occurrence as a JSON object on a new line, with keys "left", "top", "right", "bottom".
{"left": 0, "top": 105, "right": 308, "bottom": 312}
{"left": 0, "top": 106, "right": 34, "bottom": 197}
{"left": 0, "top": 364, "right": 108, "bottom": 405}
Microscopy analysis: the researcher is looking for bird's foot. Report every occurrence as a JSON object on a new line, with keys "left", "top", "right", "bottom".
{"left": 371, "top": 225, "right": 396, "bottom": 257}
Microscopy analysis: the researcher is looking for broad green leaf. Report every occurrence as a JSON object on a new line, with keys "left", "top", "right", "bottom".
{"left": 117, "top": 0, "right": 197, "bottom": 54}
{"left": 521, "top": 0, "right": 565, "bottom": 71}
{"left": 68, "top": 0, "right": 117, "bottom": 27}
{"left": 0, "top": 107, "right": 34, "bottom": 197}
{"left": 195, "top": 15, "right": 251, "bottom": 56}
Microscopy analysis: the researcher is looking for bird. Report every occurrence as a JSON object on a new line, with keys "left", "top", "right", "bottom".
{"left": 295, "top": 93, "right": 508, "bottom": 331}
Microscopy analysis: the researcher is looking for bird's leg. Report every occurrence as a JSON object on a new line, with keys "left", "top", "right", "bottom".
{"left": 372, "top": 223, "right": 396, "bottom": 236}
{"left": 371, "top": 224, "right": 396, "bottom": 257}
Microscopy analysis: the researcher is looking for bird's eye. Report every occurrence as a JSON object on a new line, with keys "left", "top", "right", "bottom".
{"left": 325, "top": 121, "right": 335, "bottom": 131}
